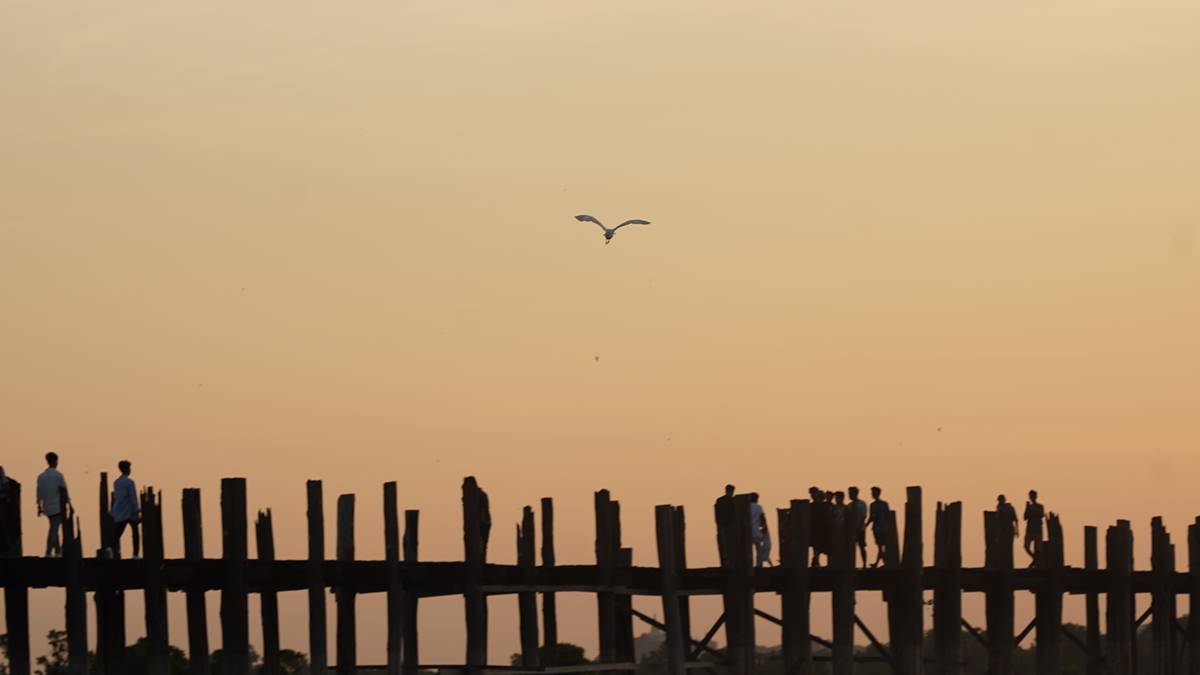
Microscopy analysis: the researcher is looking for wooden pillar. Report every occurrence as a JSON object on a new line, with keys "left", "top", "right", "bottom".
{"left": 142, "top": 488, "right": 170, "bottom": 675}
{"left": 933, "top": 502, "right": 962, "bottom": 675}
{"left": 221, "top": 477, "right": 251, "bottom": 675}
{"left": 1035, "top": 514, "right": 1064, "bottom": 675}
{"left": 884, "top": 507, "right": 902, "bottom": 657}
{"left": 897, "top": 486, "right": 924, "bottom": 675}
{"left": 780, "top": 500, "right": 812, "bottom": 675}
{"left": 672, "top": 506, "right": 692, "bottom": 644}
{"left": 541, "top": 497, "right": 558, "bottom": 667}
{"left": 1085, "top": 526, "right": 1102, "bottom": 675}
{"left": 307, "top": 480, "right": 328, "bottom": 675}
{"left": 96, "top": 471, "right": 126, "bottom": 675}
{"left": 63, "top": 505, "right": 88, "bottom": 675}
{"left": 181, "top": 488, "right": 210, "bottom": 675}
{"left": 984, "top": 510, "right": 1015, "bottom": 675}
{"left": 1150, "top": 517, "right": 1173, "bottom": 675}
{"left": 831, "top": 500, "right": 856, "bottom": 675}
{"left": 1107, "top": 520, "right": 1134, "bottom": 675}
{"left": 595, "top": 489, "right": 617, "bottom": 670}
{"left": 257, "top": 509, "right": 281, "bottom": 675}
{"left": 518, "top": 506, "right": 540, "bottom": 668}
{"left": 656, "top": 505, "right": 687, "bottom": 675}
{"left": 721, "top": 494, "right": 756, "bottom": 675}
{"left": 384, "top": 482, "right": 403, "bottom": 675}
{"left": 615, "top": 546, "right": 636, "bottom": 665}
{"left": 3, "top": 480, "right": 29, "bottom": 675}
{"left": 403, "top": 510, "right": 420, "bottom": 675}
{"left": 336, "top": 494, "right": 357, "bottom": 675}
{"left": 1188, "top": 519, "right": 1200, "bottom": 675}
{"left": 463, "top": 477, "right": 488, "bottom": 673}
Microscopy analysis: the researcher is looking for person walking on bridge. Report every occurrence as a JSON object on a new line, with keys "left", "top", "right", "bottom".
{"left": 36, "top": 452, "right": 69, "bottom": 557}
{"left": 864, "top": 486, "right": 890, "bottom": 568}
{"left": 749, "top": 492, "right": 772, "bottom": 567}
{"left": 849, "top": 487, "right": 869, "bottom": 568}
{"left": 1023, "top": 490, "right": 1045, "bottom": 566}
{"left": 111, "top": 460, "right": 141, "bottom": 559}
{"left": 997, "top": 494, "right": 1018, "bottom": 539}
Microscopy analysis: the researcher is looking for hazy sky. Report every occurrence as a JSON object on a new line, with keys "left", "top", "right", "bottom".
{"left": 3, "top": 0, "right": 1199, "bottom": 665}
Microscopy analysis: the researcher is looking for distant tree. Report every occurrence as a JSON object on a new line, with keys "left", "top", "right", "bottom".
{"left": 125, "top": 636, "right": 189, "bottom": 674}
{"left": 0, "top": 633, "right": 10, "bottom": 675}
{"left": 211, "top": 646, "right": 262, "bottom": 675}
{"left": 511, "top": 642, "right": 589, "bottom": 667}
{"left": 34, "top": 629, "right": 68, "bottom": 675}
{"left": 274, "top": 649, "right": 310, "bottom": 675}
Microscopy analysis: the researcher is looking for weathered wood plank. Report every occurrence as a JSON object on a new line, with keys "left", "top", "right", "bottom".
{"left": 142, "top": 488, "right": 170, "bottom": 675}
{"left": 595, "top": 489, "right": 617, "bottom": 671}
{"left": 63, "top": 505, "right": 87, "bottom": 675}
{"left": 984, "top": 509, "right": 1015, "bottom": 675}
{"left": 656, "top": 505, "right": 687, "bottom": 675}
{"left": 780, "top": 500, "right": 812, "bottom": 675}
{"left": 385, "top": 482, "right": 403, "bottom": 675}
{"left": 518, "top": 506, "right": 540, "bottom": 668}
{"left": 464, "top": 477, "right": 489, "bottom": 673}
{"left": 615, "top": 546, "right": 636, "bottom": 666}
{"left": 181, "top": 488, "right": 210, "bottom": 675}
{"left": 1107, "top": 520, "right": 1134, "bottom": 675}
{"left": 1084, "top": 526, "right": 1101, "bottom": 675}
{"left": 899, "top": 486, "right": 924, "bottom": 675}
{"left": 403, "top": 509, "right": 420, "bottom": 675}
{"left": 672, "top": 506, "right": 692, "bottom": 644}
{"left": 257, "top": 509, "right": 281, "bottom": 675}
{"left": 541, "top": 497, "right": 558, "bottom": 667}
{"left": 933, "top": 502, "right": 962, "bottom": 675}
{"left": 336, "top": 494, "right": 357, "bottom": 675}
{"left": 307, "top": 480, "right": 328, "bottom": 675}
{"left": 831, "top": 498, "right": 856, "bottom": 675}
{"left": 221, "top": 477, "right": 251, "bottom": 675}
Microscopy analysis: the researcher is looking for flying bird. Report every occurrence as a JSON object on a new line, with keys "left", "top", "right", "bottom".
{"left": 575, "top": 214, "right": 650, "bottom": 245}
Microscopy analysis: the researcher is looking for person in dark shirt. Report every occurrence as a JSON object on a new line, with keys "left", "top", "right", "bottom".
{"left": 715, "top": 485, "right": 735, "bottom": 566}
{"left": 849, "top": 487, "right": 869, "bottom": 568}
{"left": 996, "top": 495, "right": 1018, "bottom": 539}
{"left": 808, "top": 486, "right": 830, "bottom": 567}
{"left": 1023, "top": 490, "right": 1045, "bottom": 566}
{"left": 864, "top": 486, "right": 890, "bottom": 568}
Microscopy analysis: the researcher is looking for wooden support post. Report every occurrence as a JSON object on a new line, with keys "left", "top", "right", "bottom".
{"left": 780, "top": 500, "right": 812, "bottom": 675}
{"left": 831, "top": 499, "right": 856, "bottom": 675}
{"left": 182, "top": 488, "right": 210, "bottom": 675}
{"left": 541, "top": 497, "right": 558, "bottom": 667}
{"left": 1035, "top": 514, "right": 1064, "bottom": 675}
{"left": 385, "top": 482, "right": 403, "bottom": 675}
{"left": 721, "top": 494, "right": 757, "bottom": 675}
{"left": 1188, "top": 518, "right": 1200, "bottom": 675}
{"left": 257, "top": 509, "right": 281, "bottom": 675}
{"left": 463, "top": 476, "right": 488, "bottom": 673}
{"left": 1150, "top": 517, "right": 1174, "bottom": 675}
{"left": 656, "top": 505, "right": 687, "bottom": 675}
{"left": 221, "top": 477, "right": 251, "bottom": 675}
{"left": 595, "top": 489, "right": 617, "bottom": 671}
{"left": 142, "top": 488, "right": 170, "bottom": 675}
{"left": 1107, "top": 520, "right": 1134, "bottom": 675}
{"left": 896, "top": 486, "right": 924, "bottom": 675}
{"left": 307, "top": 480, "right": 328, "bottom": 675}
{"left": 672, "top": 506, "right": 692, "bottom": 644}
{"left": 336, "top": 495, "right": 357, "bottom": 675}
{"left": 3, "top": 480, "right": 29, "bottom": 675}
{"left": 1085, "top": 526, "right": 1102, "bottom": 675}
{"left": 96, "top": 471, "right": 126, "bottom": 675}
{"left": 615, "top": 546, "right": 636, "bottom": 665}
{"left": 518, "top": 506, "right": 540, "bottom": 668}
{"left": 63, "top": 505, "right": 87, "bottom": 675}
{"left": 984, "top": 509, "right": 1015, "bottom": 675}
{"left": 403, "top": 510, "right": 420, "bottom": 675}
{"left": 933, "top": 502, "right": 962, "bottom": 675}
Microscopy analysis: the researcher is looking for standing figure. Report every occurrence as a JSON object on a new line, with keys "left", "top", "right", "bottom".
{"left": 996, "top": 495, "right": 1019, "bottom": 539}
{"left": 1023, "top": 490, "right": 1045, "bottom": 566}
{"left": 809, "top": 487, "right": 831, "bottom": 567}
{"left": 864, "top": 486, "right": 890, "bottom": 568}
{"left": 111, "top": 460, "right": 141, "bottom": 559}
{"left": 36, "top": 452, "right": 69, "bottom": 557}
{"left": 715, "top": 485, "right": 735, "bottom": 566}
{"left": 749, "top": 493, "right": 771, "bottom": 567}
{"left": 848, "top": 487, "right": 869, "bottom": 568}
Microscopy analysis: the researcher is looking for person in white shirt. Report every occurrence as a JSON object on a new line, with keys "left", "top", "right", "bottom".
{"left": 36, "top": 452, "right": 69, "bottom": 557}
{"left": 111, "top": 460, "right": 141, "bottom": 559}
{"left": 749, "top": 492, "right": 772, "bottom": 567}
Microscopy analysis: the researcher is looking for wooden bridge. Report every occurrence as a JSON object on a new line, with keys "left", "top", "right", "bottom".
{"left": 1, "top": 476, "right": 1198, "bottom": 675}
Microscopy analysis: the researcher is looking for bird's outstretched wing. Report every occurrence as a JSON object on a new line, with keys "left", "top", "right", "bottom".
{"left": 613, "top": 218, "right": 650, "bottom": 231}
{"left": 575, "top": 214, "right": 607, "bottom": 231}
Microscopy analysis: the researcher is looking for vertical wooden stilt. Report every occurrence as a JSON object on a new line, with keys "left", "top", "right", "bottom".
{"left": 402, "top": 510, "right": 420, "bottom": 675}
{"left": 1035, "top": 514, "right": 1064, "bottom": 675}
{"left": 897, "top": 486, "right": 924, "bottom": 675}
{"left": 595, "top": 489, "right": 617, "bottom": 672}
{"left": 672, "top": 506, "right": 692, "bottom": 644}
{"left": 615, "top": 546, "right": 636, "bottom": 666}
{"left": 985, "top": 509, "right": 1015, "bottom": 675}
{"left": 221, "top": 478, "right": 251, "bottom": 675}
{"left": 96, "top": 471, "right": 126, "bottom": 675}
{"left": 3, "top": 480, "right": 29, "bottom": 675}
{"left": 463, "top": 477, "right": 488, "bottom": 674}
{"left": 541, "top": 497, "right": 558, "bottom": 667}
{"left": 721, "top": 494, "right": 756, "bottom": 675}
{"left": 1187, "top": 519, "right": 1200, "bottom": 675}
{"left": 831, "top": 498, "right": 856, "bottom": 675}
{"left": 257, "top": 509, "right": 281, "bottom": 675}
{"left": 1107, "top": 520, "right": 1134, "bottom": 675}
{"left": 181, "top": 488, "right": 210, "bottom": 675}
{"left": 1151, "top": 517, "right": 1174, "bottom": 675}
{"left": 656, "top": 505, "right": 687, "bottom": 675}
{"left": 336, "top": 495, "right": 357, "bottom": 675}
{"left": 1085, "top": 526, "right": 1102, "bottom": 675}
{"left": 780, "top": 500, "right": 812, "bottom": 675}
{"left": 307, "top": 480, "right": 328, "bottom": 675}
{"left": 142, "top": 488, "right": 170, "bottom": 675}
{"left": 518, "top": 506, "right": 540, "bottom": 668}
{"left": 63, "top": 504, "right": 87, "bottom": 675}
{"left": 385, "top": 482, "right": 403, "bottom": 675}
{"left": 933, "top": 502, "right": 962, "bottom": 675}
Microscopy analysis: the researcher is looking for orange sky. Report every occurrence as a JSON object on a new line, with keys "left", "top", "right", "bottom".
{"left": 2, "top": 0, "right": 1199, "bottom": 666}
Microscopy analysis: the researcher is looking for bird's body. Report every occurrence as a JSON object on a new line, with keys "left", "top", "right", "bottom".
{"left": 574, "top": 214, "right": 650, "bottom": 244}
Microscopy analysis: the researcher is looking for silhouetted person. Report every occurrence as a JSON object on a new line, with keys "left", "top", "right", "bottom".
{"left": 997, "top": 494, "right": 1018, "bottom": 539}
{"left": 111, "top": 460, "right": 141, "bottom": 559}
{"left": 809, "top": 487, "right": 831, "bottom": 567}
{"left": 849, "top": 487, "right": 868, "bottom": 568}
{"left": 864, "top": 486, "right": 890, "bottom": 567}
{"left": 716, "top": 486, "right": 736, "bottom": 566}
{"left": 1023, "top": 490, "right": 1045, "bottom": 565}
{"left": 725, "top": 484, "right": 735, "bottom": 499}
{"left": 36, "top": 452, "right": 69, "bottom": 557}
{"left": 750, "top": 492, "right": 771, "bottom": 567}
